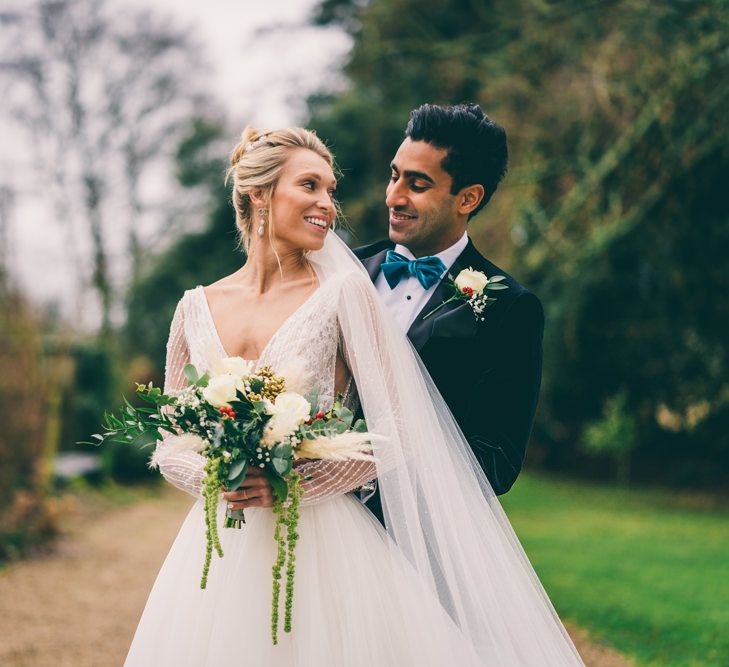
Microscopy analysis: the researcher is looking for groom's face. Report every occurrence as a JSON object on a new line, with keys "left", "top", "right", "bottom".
{"left": 386, "top": 138, "right": 462, "bottom": 257}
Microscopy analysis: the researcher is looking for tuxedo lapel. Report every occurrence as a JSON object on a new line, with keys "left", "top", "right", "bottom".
{"left": 361, "top": 247, "right": 390, "bottom": 282}
{"left": 407, "top": 270, "right": 452, "bottom": 351}
{"left": 407, "top": 241, "right": 480, "bottom": 351}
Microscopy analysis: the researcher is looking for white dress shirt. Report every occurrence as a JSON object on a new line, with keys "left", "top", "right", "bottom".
{"left": 374, "top": 232, "right": 469, "bottom": 332}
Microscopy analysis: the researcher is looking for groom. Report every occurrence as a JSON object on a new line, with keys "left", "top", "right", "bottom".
{"left": 354, "top": 103, "right": 544, "bottom": 524}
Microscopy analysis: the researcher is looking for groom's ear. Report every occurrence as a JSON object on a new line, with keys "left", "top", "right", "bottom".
{"left": 456, "top": 184, "right": 485, "bottom": 217}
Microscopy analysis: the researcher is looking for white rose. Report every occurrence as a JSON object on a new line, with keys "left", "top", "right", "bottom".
{"left": 202, "top": 373, "right": 239, "bottom": 408}
{"left": 454, "top": 268, "right": 489, "bottom": 295}
{"left": 211, "top": 356, "right": 253, "bottom": 378}
{"left": 262, "top": 392, "right": 311, "bottom": 446}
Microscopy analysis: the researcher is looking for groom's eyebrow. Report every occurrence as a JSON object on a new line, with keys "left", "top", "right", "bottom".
{"left": 390, "top": 162, "right": 435, "bottom": 184}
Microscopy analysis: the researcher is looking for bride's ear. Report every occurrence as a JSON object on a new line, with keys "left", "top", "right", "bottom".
{"left": 249, "top": 187, "right": 268, "bottom": 209}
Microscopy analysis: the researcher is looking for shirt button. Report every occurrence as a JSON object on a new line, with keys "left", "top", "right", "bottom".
{"left": 406, "top": 295, "right": 412, "bottom": 300}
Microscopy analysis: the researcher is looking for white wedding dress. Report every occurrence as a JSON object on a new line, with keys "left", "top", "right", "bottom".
{"left": 125, "top": 233, "right": 584, "bottom": 666}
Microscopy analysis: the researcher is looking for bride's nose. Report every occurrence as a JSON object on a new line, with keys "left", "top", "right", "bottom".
{"left": 317, "top": 197, "right": 335, "bottom": 219}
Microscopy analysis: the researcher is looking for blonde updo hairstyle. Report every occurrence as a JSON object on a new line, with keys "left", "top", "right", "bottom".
{"left": 227, "top": 126, "right": 336, "bottom": 254}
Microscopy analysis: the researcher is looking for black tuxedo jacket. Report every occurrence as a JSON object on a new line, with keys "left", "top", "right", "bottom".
{"left": 353, "top": 238, "right": 544, "bottom": 525}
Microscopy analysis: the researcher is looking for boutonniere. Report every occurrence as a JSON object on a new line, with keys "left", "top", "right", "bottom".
{"left": 422, "top": 268, "right": 508, "bottom": 321}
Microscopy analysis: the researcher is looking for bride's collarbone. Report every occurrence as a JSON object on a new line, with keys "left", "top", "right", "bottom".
{"left": 203, "top": 281, "right": 319, "bottom": 359}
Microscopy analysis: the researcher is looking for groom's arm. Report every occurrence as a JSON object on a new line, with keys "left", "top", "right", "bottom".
{"left": 462, "top": 292, "right": 544, "bottom": 495}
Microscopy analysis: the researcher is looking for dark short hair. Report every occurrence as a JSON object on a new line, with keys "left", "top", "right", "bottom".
{"left": 405, "top": 103, "right": 508, "bottom": 219}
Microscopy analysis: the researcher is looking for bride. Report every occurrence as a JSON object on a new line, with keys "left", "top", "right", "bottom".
{"left": 125, "top": 126, "right": 584, "bottom": 665}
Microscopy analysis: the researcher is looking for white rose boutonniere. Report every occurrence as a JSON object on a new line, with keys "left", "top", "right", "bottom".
{"left": 454, "top": 268, "right": 490, "bottom": 294}
{"left": 422, "top": 267, "right": 508, "bottom": 322}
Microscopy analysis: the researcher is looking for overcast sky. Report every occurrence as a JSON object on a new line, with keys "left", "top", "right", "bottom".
{"left": 122, "top": 0, "right": 351, "bottom": 126}
{"left": 1, "top": 0, "right": 350, "bottom": 323}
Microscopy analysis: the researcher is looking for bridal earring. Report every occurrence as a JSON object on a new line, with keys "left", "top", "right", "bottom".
{"left": 257, "top": 208, "right": 268, "bottom": 236}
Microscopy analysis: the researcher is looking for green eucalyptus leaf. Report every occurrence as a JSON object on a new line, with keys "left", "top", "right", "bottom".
{"left": 331, "top": 420, "right": 348, "bottom": 434}
{"left": 336, "top": 406, "right": 353, "bottom": 425}
{"left": 130, "top": 430, "right": 160, "bottom": 448}
{"left": 272, "top": 457, "right": 291, "bottom": 476}
{"left": 485, "top": 283, "right": 508, "bottom": 291}
{"left": 266, "top": 471, "right": 288, "bottom": 503}
{"left": 227, "top": 460, "right": 249, "bottom": 490}
{"left": 227, "top": 458, "right": 247, "bottom": 481}
{"left": 183, "top": 364, "right": 199, "bottom": 384}
{"left": 489, "top": 275, "right": 506, "bottom": 282}
{"left": 272, "top": 443, "right": 293, "bottom": 459}
{"left": 352, "top": 419, "right": 367, "bottom": 433}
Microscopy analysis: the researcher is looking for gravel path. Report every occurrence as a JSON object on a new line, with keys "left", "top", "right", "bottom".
{"left": 0, "top": 487, "right": 632, "bottom": 666}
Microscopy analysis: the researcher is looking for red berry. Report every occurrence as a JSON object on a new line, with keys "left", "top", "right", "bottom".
{"left": 462, "top": 287, "right": 473, "bottom": 295}
{"left": 315, "top": 411, "right": 325, "bottom": 420}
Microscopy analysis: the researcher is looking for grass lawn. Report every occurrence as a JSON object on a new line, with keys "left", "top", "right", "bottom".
{"left": 500, "top": 473, "right": 729, "bottom": 666}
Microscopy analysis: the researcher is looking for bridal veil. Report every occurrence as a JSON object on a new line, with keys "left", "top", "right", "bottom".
{"left": 312, "top": 230, "right": 583, "bottom": 665}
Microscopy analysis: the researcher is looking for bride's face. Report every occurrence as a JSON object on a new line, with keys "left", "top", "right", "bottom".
{"left": 267, "top": 148, "right": 337, "bottom": 252}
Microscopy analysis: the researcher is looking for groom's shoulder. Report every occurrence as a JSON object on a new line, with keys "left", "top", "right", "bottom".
{"left": 352, "top": 238, "right": 393, "bottom": 260}
{"left": 464, "top": 240, "right": 542, "bottom": 319}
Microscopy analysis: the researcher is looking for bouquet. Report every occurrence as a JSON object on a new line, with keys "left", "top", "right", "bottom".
{"left": 87, "top": 356, "right": 375, "bottom": 643}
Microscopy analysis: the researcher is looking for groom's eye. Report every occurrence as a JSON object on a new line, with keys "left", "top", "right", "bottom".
{"left": 410, "top": 181, "right": 428, "bottom": 192}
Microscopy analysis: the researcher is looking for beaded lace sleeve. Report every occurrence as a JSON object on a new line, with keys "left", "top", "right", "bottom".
{"left": 295, "top": 412, "right": 377, "bottom": 507}
{"left": 293, "top": 301, "right": 376, "bottom": 507}
{"left": 149, "top": 299, "right": 206, "bottom": 499}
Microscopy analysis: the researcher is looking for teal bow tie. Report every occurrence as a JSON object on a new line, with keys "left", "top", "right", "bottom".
{"left": 381, "top": 250, "right": 446, "bottom": 290}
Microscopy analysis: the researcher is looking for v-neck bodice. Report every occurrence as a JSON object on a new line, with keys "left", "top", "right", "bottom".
{"left": 195, "top": 282, "right": 324, "bottom": 366}
{"left": 180, "top": 277, "right": 342, "bottom": 409}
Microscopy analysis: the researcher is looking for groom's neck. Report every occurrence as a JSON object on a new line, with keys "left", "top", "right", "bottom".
{"left": 398, "top": 229, "right": 467, "bottom": 258}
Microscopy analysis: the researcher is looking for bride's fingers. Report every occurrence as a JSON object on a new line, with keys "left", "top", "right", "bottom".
{"left": 239, "top": 475, "right": 270, "bottom": 489}
{"left": 222, "top": 475, "right": 272, "bottom": 498}
{"left": 227, "top": 489, "right": 274, "bottom": 510}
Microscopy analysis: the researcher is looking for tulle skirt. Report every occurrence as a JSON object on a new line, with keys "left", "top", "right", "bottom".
{"left": 125, "top": 494, "right": 483, "bottom": 666}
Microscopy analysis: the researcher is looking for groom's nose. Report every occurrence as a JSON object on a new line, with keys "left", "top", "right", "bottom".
{"left": 386, "top": 180, "right": 409, "bottom": 209}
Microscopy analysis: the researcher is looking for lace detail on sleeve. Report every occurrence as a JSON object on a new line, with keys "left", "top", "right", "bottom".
{"left": 294, "top": 304, "right": 374, "bottom": 506}
{"left": 296, "top": 458, "right": 376, "bottom": 506}
{"left": 149, "top": 296, "right": 206, "bottom": 499}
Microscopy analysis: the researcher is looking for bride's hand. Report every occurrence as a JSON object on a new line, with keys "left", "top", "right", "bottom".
{"left": 222, "top": 468, "right": 274, "bottom": 509}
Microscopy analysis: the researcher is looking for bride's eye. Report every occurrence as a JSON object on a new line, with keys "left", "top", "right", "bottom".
{"left": 302, "top": 181, "right": 315, "bottom": 190}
